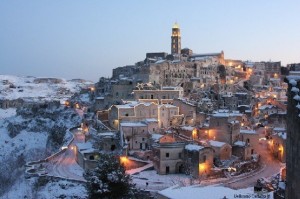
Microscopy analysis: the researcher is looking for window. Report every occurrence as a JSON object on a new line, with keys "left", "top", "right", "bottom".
{"left": 179, "top": 153, "right": 182, "bottom": 158}
{"left": 166, "top": 153, "right": 169, "bottom": 158}
{"left": 111, "top": 145, "right": 116, "bottom": 151}
{"left": 142, "top": 138, "right": 145, "bottom": 141}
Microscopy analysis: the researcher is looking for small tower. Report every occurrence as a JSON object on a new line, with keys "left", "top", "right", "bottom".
{"left": 171, "top": 22, "right": 181, "bottom": 54}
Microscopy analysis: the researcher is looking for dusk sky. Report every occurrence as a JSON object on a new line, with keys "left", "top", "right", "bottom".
{"left": 1, "top": 1, "right": 299, "bottom": 82}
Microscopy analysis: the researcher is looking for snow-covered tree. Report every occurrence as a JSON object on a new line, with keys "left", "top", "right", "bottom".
{"left": 84, "top": 154, "right": 140, "bottom": 199}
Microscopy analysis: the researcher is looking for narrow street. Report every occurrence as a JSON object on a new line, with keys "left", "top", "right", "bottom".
{"left": 224, "top": 127, "right": 283, "bottom": 189}
{"left": 44, "top": 129, "right": 86, "bottom": 181}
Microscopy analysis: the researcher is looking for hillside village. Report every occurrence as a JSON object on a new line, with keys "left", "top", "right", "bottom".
{"left": 1, "top": 24, "right": 300, "bottom": 198}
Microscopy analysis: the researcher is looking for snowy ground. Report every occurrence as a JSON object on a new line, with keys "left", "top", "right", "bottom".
{"left": 0, "top": 124, "right": 48, "bottom": 162}
{"left": 43, "top": 130, "right": 85, "bottom": 181}
{"left": 132, "top": 170, "right": 193, "bottom": 191}
{"left": 0, "top": 108, "right": 16, "bottom": 119}
{"left": 1, "top": 174, "right": 87, "bottom": 199}
{"left": 0, "top": 75, "right": 93, "bottom": 103}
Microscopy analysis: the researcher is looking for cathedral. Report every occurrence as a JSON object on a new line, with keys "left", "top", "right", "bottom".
{"left": 105, "top": 23, "right": 227, "bottom": 105}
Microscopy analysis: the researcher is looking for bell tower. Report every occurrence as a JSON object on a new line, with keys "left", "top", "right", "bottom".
{"left": 171, "top": 22, "right": 181, "bottom": 54}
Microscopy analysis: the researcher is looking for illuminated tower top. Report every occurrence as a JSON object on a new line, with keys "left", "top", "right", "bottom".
{"left": 171, "top": 22, "right": 181, "bottom": 54}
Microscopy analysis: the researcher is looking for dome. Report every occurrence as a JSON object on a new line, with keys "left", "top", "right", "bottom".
{"left": 173, "top": 22, "right": 180, "bottom": 29}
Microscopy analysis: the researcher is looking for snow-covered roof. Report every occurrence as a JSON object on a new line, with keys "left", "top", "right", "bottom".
{"left": 212, "top": 110, "right": 243, "bottom": 117}
{"left": 151, "top": 134, "right": 163, "bottom": 141}
{"left": 240, "top": 129, "right": 256, "bottom": 134}
{"left": 277, "top": 132, "right": 287, "bottom": 140}
{"left": 181, "top": 126, "right": 194, "bottom": 131}
{"left": 185, "top": 144, "right": 204, "bottom": 151}
{"left": 159, "top": 104, "right": 177, "bottom": 108}
{"left": 144, "top": 118, "right": 158, "bottom": 123}
{"left": 158, "top": 185, "right": 264, "bottom": 199}
{"left": 229, "top": 120, "right": 239, "bottom": 124}
{"left": 209, "top": 140, "right": 226, "bottom": 147}
{"left": 273, "top": 127, "right": 286, "bottom": 132}
{"left": 97, "top": 132, "right": 116, "bottom": 137}
{"left": 259, "top": 105, "right": 275, "bottom": 110}
{"left": 234, "top": 141, "right": 246, "bottom": 147}
{"left": 120, "top": 122, "right": 147, "bottom": 127}
{"left": 76, "top": 142, "right": 96, "bottom": 154}
{"left": 155, "top": 60, "right": 166, "bottom": 64}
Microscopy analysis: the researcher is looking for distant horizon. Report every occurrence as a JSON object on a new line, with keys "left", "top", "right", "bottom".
{"left": 1, "top": 1, "right": 299, "bottom": 82}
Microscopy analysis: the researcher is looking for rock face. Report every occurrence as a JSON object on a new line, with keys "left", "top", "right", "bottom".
{"left": 285, "top": 77, "right": 300, "bottom": 199}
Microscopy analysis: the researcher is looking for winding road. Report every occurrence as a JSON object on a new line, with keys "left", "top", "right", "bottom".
{"left": 44, "top": 129, "right": 86, "bottom": 181}
{"left": 224, "top": 127, "right": 283, "bottom": 189}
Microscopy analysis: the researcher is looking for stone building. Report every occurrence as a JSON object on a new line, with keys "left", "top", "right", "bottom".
{"left": 152, "top": 135, "right": 214, "bottom": 178}
{"left": 208, "top": 140, "right": 232, "bottom": 160}
{"left": 208, "top": 111, "right": 241, "bottom": 145}
{"left": 120, "top": 122, "right": 150, "bottom": 151}
{"left": 173, "top": 98, "right": 197, "bottom": 125}
{"left": 152, "top": 135, "right": 185, "bottom": 174}
{"left": 270, "top": 131, "right": 286, "bottom": 163}
{"left": 75, "top": 142, "right": 99, "bottom": 170}
{"left": 108, "top": 101, "right": 179, "bottom": 129}
{"left": 108, "top": 101, "right": 158, "bottom": 129}
{"left": 232, "top": 141, "right": 253, "bottom": 161}
{"left": 133, "top": 86, "right": 184, "bottom": 104}
{"left": 158, "top": 104, "right": 180, "bottom": 128}
{"left": 119, "top": 120, "right": 159, "bottom": 151}
{"left": 184, "top": 144, "right": 214, "bottom": 178}
{"left": 146, "top": 52, "right": 168, "bottom": 60}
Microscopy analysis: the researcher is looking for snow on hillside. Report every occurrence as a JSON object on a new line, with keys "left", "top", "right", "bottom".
{"left": 0, "top": 75, "right": 94, "bottom": 103}
{"left": 0, "top": 108, "right": 16, "bottom": 119}
{"left": 2, "top": 175, "right": 87, "bottom": 199}
{"left": 0, "top": 104, "right": 82, "bottom": 196}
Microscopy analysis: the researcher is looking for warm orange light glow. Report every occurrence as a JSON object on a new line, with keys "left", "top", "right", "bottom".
{"left": 279, "top": 145, "right": 284, "bottom": 153}
{"left": 90, "top": 87, "right": 95, "bottom": 91}
{"left": 258, "top": 103, "right": 261, "bottom": 107}
{"left": 199, "top": 163, "right": 206, "bottom": 174}
{"left": 120, "top": 156, "right": 128, "bottom": 165}
{"left": 192, "top": 129, "right": 197, "bottom": 139}
{"left": 64, "top": 101, "right": 70, "bottom": 106}
{"left": 75, "top": 103, "right": 80, "bottom": 109}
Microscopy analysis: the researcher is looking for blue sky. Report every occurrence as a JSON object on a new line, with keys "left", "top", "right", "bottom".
{"left": 1, "top": 1, "right": 299, "bottom": 82}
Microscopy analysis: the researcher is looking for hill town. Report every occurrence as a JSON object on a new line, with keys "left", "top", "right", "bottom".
{"left": 1, "top": 23, "right": 300, "bottom": 199}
